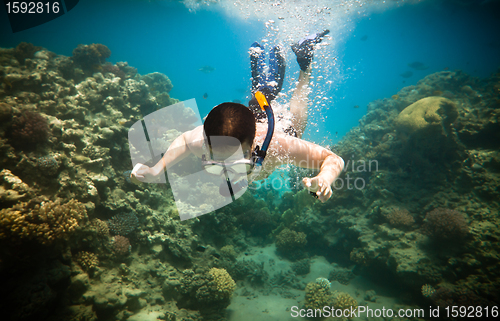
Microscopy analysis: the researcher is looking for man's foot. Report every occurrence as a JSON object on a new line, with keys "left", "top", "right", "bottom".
{"left": 267, "top": 45, "right": 286, "bottom": 100}
{"left": 292, "top": 29, "right": 330, "bottom": 71}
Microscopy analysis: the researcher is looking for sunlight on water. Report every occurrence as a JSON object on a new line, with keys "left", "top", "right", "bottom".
{"left": 181, "top": 0, "right": 422, "bottom": 143}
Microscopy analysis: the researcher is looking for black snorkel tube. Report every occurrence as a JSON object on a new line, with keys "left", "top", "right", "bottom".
{"left": 252, "top": 90, "right": 275, "bottom": 166}
{"left": 219, "top": 91, "right": 274, "bottom": 199}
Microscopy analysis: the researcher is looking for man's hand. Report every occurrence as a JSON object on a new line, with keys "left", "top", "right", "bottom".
{"left": 302, "top": 176, "right": 332, "bottom": 203}
{"left": 130, "top": 163, "right": 156, "bottom": 184}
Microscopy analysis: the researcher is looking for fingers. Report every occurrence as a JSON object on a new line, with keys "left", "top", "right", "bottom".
{"left": 302, "top": 177, "right": 333, "bottom": 202}
{"left": 317, "top": 186, "right": 332, "bottom": 203}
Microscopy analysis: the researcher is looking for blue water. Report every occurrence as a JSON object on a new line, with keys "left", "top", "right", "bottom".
{"left": 1, "top": 0, "right": 499, "bottom": 143}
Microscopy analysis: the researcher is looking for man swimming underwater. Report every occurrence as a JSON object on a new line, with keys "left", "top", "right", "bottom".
{"left": 131, "top": 30, "right": 344, "bottom": 203}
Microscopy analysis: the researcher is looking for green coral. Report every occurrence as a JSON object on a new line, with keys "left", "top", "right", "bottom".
{"left": 275, "top": 228, "right": 307, "bottom": 258}
{"left": 196, "top": 268, "right": 236, "bottom": 302}
{"left": 219, "top": 245, "right": 237, "bottom": 261}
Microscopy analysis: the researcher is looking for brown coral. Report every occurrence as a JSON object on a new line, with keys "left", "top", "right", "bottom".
{"left": 384, "top": 208, "right": 415, "bottom": 229}
{"left": 89, "top": 218, "right": 109, "bottom": 237}
{"left": 76, "top": 251, "right": 99, "bottom": 272}
{"left": 421, "top": 208, "right": 469, "bottom": 241}
{"left": 112, "top": 235, "right": 131, "bottom": 256}
{"left": 72, "top": 43, "right": 111, "bottom": 69}
{"left": 0, "top": 199, "right": 87, "bottom": 245}
{"left": 14, "top": 42, "right": 42, "bottom": 65}
{"left": 11, "top": 111, "right": 50, "bottom": 147}
{"left": 332, "top": 291, "right": 358, "bottom": 317}
{"left": 304, "top": 282, "right": 332, "bottom": 310}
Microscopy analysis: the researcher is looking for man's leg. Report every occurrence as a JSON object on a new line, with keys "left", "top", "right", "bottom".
{"left": 289, "top": 30, "right": 330, "bottom": 138}
{"left": 289, "top": 69, "right": 311, "bottom": 138}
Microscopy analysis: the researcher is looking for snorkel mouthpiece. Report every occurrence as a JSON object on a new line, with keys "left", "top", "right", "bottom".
{"left": 254, "top": 91, "right": 269, "bottom": 111}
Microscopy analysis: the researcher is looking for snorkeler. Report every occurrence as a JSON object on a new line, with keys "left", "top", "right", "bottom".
{"left": 131, "top": 30, "right": 344, "bottom": 203}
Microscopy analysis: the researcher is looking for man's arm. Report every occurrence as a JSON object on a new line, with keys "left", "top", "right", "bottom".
{"left": 270, "top": 134, "right": 344, "bottom": 201}
{"left": 131, "top": 129, "right": 195, "bottom": 182}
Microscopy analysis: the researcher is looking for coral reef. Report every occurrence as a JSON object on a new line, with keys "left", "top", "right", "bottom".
{"left": 332, "top": 291, "right": 358, "bottom": 317}
{"left": 395, "top": 96, "right": 457, "bottom": 135}
{"left": 197, "top": 267, "right": 236, "bottom": 302}
{"left": 13, "top": 42, "right": 42, "bottom": 64}
{"left": 89, "top": 218, "right": 109, "bottom": 236}
{"left": 1, "top": 40, "right": 499, "bottom": 320}
{"left": 304, "top": 281, "right": 332, "bottom": 310}
{"left": 0, "top": 198, "right": 87, "bottom": 245}
{"left": 329, "top": 267, "right": 355, "bottom": 286}
{"left": 421, "top": 207, "right": 469, "bottom": 241}
{"left": 108, "top": 212, "right": 139, "bottom": 236}
{"left": 76, "top": 251, "right": 99, "bottom": 272}
{"left": 101, "top": 63, "right": 127, "bottom": 80}
{"left": 291, "top": 258, "right": 310, "bottom": 276}
{"left": 0, "top": 42, "right": 206, "bottom": 321}
{"left": 36, "top": 155, "right": 59, "bottom": 175}
{"left": 219, "top": 245, "right": 237, "bottom": 261}
{"left": 112, "top": 235, "right": 131, "bottom": 255}
{"left": 275, "top": 228, "right": 307, "bottom": 259}
{"left": 72, "top": 43, "right": 111, "bottom": 69}
{"left": 315, "top": 277, "right": 331, "bottom": 289}
{"left": 10, "top": 111, "right": 50, "bottom": 147}
{"left": 384, "top": 207, "right": 415, "bottom": 229}
{"left": 421, "top": 284, "right": 436, "bottom": 298}
{"left": 229, "top": 259, "right": 268, "bottom": 285}
{"left": 176, "top": 268, "right": 236, "bottom": 319}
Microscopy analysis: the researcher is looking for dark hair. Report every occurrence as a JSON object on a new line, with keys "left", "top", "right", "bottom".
{"left": 204, "top": 102, "right": 256, "bottom": 147}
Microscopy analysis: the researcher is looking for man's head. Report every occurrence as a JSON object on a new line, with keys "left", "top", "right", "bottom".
{"left": 204, "top": 102, "right": 256, "bottom": 155}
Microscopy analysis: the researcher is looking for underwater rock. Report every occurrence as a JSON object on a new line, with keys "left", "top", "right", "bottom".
{"left": 13, "top": 42, "right": 42, "bottom": 64}
{"left": 68, "top": 273, "right": 90, "bottom": 301}
{"left": 0, "top": 102, "right": 13, "bottom": 121}
{"left": 0, "top": 169, "right": 32, "bottom": 202}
